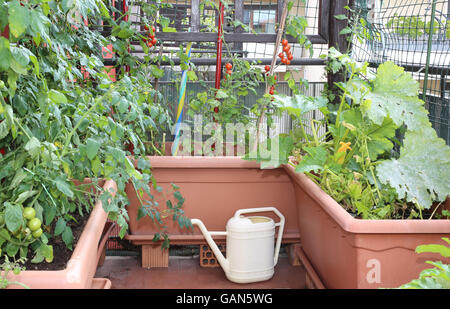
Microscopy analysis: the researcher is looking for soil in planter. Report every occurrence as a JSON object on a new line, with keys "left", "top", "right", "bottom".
{"left": 23, "top": 210, "right": 90, "bottom": 271}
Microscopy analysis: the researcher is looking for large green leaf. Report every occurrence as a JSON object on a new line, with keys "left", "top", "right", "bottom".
{"left": 272, "top": 94, "right": 327, "bottom": 118}
{"left": 4, "top": 202, "right": 23, "bottom": 233}
{"left": 359, "top": 62, "right": 430, "bottom": 130}
{"left": 376, "top": 127, "right": 450, "bottom": 208}
{"left": 295, "top": 146, "right": 328, "bottom": 173}
{"left": 8, "top": 0, "right": 29, "bottom": 38}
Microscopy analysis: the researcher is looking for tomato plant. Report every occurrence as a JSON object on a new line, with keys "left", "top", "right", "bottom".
{"left": 0, "top": 0, "right": 189, "bottom": 267}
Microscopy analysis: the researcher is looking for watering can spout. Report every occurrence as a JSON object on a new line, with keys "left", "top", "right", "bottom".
{"left": 191, "top": 219, "right": 229, "bottom": 272}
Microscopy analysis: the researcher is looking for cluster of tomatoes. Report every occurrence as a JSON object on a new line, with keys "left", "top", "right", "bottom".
{"left": 278, "top": 39, "right": 293, "bottom": 65}
{"left": 225, "top": 63, "right": 232, "bottom": 75}
{"left": 264, "top": 65, "right": 277, "bottom": 95}
{"left": 143, "top": 25, "right": 157, "bottom": 48}
{"left": 0, "top": 207, "right": 43, "bottom": 244}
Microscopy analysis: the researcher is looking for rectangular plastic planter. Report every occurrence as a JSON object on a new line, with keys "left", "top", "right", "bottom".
{"left": 125, "top": 156, "right": 301, "bottom": 251}
{"left": 6, "top": 179, "right": 117, "bottom": 289}
{"left": 284, "top": 164, "right": 450, "bottom": 289}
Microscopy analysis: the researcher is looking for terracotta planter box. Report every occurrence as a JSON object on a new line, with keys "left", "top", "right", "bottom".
{"left": 6, "top": 180, "right": 117, "bottom": 289}
{"left": 284, "top": 165, "right": 450, "bottom": 289}
{"left": 125, "top": 157, "right": 301, "bottom": 266}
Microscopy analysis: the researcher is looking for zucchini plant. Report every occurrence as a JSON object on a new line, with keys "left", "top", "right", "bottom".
{"left": 247, "top": 48, "right": 450, "bottom": 219}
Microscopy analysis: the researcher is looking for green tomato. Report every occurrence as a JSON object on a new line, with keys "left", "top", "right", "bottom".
{"left": 28, "top": 218, "right": 41, "bottom": 232}
{"left": 32, "top": 228, "right": 43, "bottom": 238}
{"left": 13, "top": 268, "right": 21, "bottom": 275}
{"left": 23, "top": 207, "right": 36, "bottom": 220}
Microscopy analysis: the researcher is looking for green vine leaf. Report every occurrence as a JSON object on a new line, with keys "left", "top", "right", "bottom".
{"left": 376, "top": 127, "right": 450, "bottom": 209}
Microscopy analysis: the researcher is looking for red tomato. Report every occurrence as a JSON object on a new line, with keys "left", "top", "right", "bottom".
{"left": 281, "top": 39, "right": 288, "bottom": 46}
{"left": 278, "top": 52, "right": 284, "bottom": 58}
{"left": 225, "top": 63, "right": 232, "bottom": 70}
{"left": 283, "top": 45, "right": 290, "bottom": 53}
{"left": 151, "top": 37, "right": 157, "bottom": 45}
{"left": 286, "top": 60, "right": 291, "bottom": 65}
{"left": 0, "top": 148, "right": 5, "bottom": 155}
{"left": 214, "top": 107, "right": 219, "bottom": 113}
{"left": 265, "top": 65, "right": 270, "bottom": 72}
{"left": 269, "top": 86, "right": 275, "bottom": 95}
{"left": 288, "top": 53, "right": 294, "bottom": 61}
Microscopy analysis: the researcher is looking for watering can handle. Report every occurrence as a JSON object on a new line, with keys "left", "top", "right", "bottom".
{"left": 234, "top": 207, "right": 285, "bottom": 266}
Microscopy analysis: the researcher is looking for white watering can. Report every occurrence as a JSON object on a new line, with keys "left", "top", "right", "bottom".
{"left": 191, "top": 207, "right": 285, "bottom": 284}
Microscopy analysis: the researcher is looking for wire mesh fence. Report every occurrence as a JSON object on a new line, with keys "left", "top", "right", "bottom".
{"left": 352, "top": 0, "right": 449, "bottom": 144}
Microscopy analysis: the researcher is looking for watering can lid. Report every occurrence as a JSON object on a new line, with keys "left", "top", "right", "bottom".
{"left": 227, "top": 215, "right": 275, "bottom": 232}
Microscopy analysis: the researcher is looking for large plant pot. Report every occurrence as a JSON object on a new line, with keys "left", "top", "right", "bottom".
{"left": 125, "top": 156, "right": 300, "bottom": 245}
{"left": 6, "top": 179, "right": 117, "bottom": 289}
{"left": 284, "top": 164, "right": 450, "bottom": 289}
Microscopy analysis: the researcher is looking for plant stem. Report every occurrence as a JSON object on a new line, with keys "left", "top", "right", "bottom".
{"left": 428, "top": 201, "right": 443, "bottom": 220}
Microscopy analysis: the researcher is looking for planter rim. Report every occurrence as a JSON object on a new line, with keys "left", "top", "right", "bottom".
{"left": 7, "top": 179, "right": 117, "bottom": 289}
{"left": 141, "top": 156, "right": 261, "bottom": 169}
{"left": 283, "top": 164, "right": 450, "bottom": 234}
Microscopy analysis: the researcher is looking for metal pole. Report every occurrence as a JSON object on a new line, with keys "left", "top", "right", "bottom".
{"left": 423, "top": 0, "right": 437, "bottom": 102}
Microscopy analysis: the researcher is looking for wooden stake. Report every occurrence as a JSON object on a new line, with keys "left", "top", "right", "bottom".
{"left": 253, "top": 1, "right": 289, "bottom": 152}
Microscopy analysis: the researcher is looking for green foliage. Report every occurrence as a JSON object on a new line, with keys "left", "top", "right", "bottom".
{"left": 397, "top": 238, "right": 450, "bottom": 289}
{"left": 377, "top": 127, "right": 450, "bottom": 209}
{"left": 386, "top": 14, "right": 440, "bottom": 38}
{"left": 0, "top": 0, "right": 187, "bottom": 267}
{"left": 250, "top": 47, "right": 449, "bottom": 219}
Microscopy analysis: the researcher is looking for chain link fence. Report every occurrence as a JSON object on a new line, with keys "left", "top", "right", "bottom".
{"left": 352, "top": 0, "right": 449, "bottom": 144}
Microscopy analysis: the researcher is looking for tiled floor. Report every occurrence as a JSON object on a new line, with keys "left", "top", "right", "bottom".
{"left": 95, "top": 255, "right": 307, "bottom": 289}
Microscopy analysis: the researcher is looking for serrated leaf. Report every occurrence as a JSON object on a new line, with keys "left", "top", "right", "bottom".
{"left": 6, "top": 242, "right": 19, "bottom": 257}
{"left": 62, "top": 226, "right": 73, "bottom": 250}
{"left": 24, "top": 137, "right": 41, "bottom": 158}
{"left": 86, "top": 138, "right": 101, "bottom": 160}
{"left": 4, "top": 202, "right": 23, "bottom": 233}
{"left": 216, "top": 89, "right": 228, "bottom": 99}
{"left": 362, "top": 62, "right": 430, "bottom": 130}
{"left": 14, "top": 190, "right": 38, "bottom": 204}
{"left": 54, "top": 217, "right": 66, "bottom": 236}
{"left": 54, "top": 177, "right": 74, "bottom": 198}
{"left": 32, "top": 243, "right": 53, "bottom": 263}
{"left": 272, "top": 94, "right": 327, "bottom": 118}
{"left": 0, "top": 37, "right": 12, "bottom": 72}
{"left": 376, "top": 127, "right": 450, "bottom": 209}
{"left": 48, "top": 89, "right": 67, "bottom": 104}
{"left": 0, "top": 118, "right": 9, "bottom": 139}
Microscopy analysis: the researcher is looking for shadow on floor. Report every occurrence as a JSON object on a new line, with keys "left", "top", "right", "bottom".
{"left": 95, "top": 255, "right": 306, "bottom": 289}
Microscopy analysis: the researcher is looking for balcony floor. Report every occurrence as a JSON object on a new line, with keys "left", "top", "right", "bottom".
{"left": 95, "top": 254, "right": 306, "bottom": 289}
